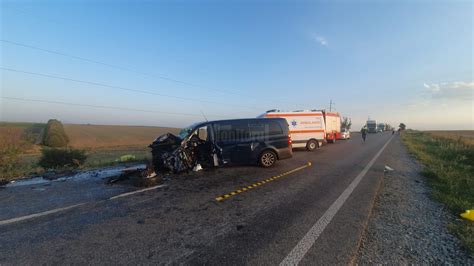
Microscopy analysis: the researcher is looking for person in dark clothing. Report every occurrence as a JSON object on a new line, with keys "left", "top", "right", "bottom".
{"left": 361, "top": 127, "right": 368, "bottom": 142}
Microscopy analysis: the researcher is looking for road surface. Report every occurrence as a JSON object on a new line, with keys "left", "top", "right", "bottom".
{"left": 0, "top": 132, "right": 395, "bottom": 264}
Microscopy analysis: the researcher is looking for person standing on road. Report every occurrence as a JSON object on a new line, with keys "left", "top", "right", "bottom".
{"left": 361, "top": 126, "right": 368, "bottom": 142}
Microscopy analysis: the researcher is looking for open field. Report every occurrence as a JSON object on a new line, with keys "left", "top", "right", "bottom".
{"left": 1, "top": 122, "right": 180, "bottom": 150}
{"left": 0, "top": 122, "right": 180, "bottom": 180}
{"left": 402, "top": 131, "right": 474, "bottom": 254}
{"left": 424, "top": 130, "right": 474, "bottom": 145}
{"left": 64, "top": 124, "right": 180, "bottom": 149}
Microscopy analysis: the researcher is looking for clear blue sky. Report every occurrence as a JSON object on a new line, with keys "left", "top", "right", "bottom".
{"left": 1, "top": 0, "right": 472, "bottom": 129}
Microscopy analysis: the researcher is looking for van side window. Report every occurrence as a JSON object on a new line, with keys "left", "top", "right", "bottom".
{"left": 214, "top": 121, "right": 249, "bottom": 142}
{"left": 234, "top": 121, "right": 249, "bottom": 140}
{"left": 249, "top": 123, "right": 265, "bottom": 138}
{"left": 214, "top": 124, "right": 232, "bottom": 142}
{"left": 268, "top": 121, "right": 283, "bottom": 136}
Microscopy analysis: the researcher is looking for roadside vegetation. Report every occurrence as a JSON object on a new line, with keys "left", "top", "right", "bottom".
{"left": 0, "top": 121, "right": 177, "bottom": 181}
{"left": 0, "top": 127, "right": 36, "bottom": 180}
{"left": 401, "top": 130, "right": 474, "bottom": 254}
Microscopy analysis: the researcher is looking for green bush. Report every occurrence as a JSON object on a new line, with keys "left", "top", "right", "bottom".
{"left": 38, "top": 148, "right": 87, "bottom": 169}
{"left": 42, "top": 119, "right": 69, "bottom": 147}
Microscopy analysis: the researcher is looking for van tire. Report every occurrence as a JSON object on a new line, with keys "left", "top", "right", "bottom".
{"left": 306, "top": 139, "right": 318, "bottom": 151}
{"left": 259, "top": 150, "right": 277, "bottom": 168}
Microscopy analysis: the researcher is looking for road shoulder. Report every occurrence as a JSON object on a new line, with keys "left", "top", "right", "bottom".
{"left": 356, "top": 136, "right": 474, "bottom": 264}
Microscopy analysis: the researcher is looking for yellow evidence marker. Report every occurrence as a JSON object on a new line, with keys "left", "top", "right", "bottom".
{"left": 460, "top": 210, "right": 474, "bottom": 221}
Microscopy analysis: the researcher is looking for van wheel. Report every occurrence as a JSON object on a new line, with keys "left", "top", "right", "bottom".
{"left": 306, "top": 140, "right": 318, "bottom": 151}
{"left": 259, "top": 150, "right": 277, "bottom": 167}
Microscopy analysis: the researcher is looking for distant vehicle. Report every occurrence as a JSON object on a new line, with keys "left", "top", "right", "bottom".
{"left": 150, "top": 118, "right": 293, "bottom": 171}
{"left": 259, "top": 109, "right": 342, "bottom": 151}
{"left": 323, "top": 111, "right": 342, "bottom": 142}
{"left": 340, "top": 128, "right": 351, "bottom": 139}
{"left": 367, "top": 120, "right": 377, "bottom": 133}
{"left": 377, "top": 123, "right": 385, "bottom": 133}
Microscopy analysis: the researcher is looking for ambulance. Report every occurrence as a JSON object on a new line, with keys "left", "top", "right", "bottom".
{"left": 259, "top": 110, "right": 342, "bottom": 151}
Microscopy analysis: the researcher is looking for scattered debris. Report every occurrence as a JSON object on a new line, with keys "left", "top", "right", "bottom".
{"left": 106, "top": 166, "right": 162, "bottom": 187}
{"left": 42, "top": 170, "right": 77, "bottom": 180}
{"left": 193, "top": 164, "right": 203, "bottom": 172}
{"left": 0, "top": 179, "right": 9, "bottom": 187}
{"left": 384, "top": 165, "right": 394, "bottom": 172}
{"left": 460, "top": 210, "right": 474, "bottom": 221}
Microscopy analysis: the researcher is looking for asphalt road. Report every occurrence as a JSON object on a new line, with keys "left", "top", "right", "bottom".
{"left": 0, "top": 132, "right": 396, "bottom": 265}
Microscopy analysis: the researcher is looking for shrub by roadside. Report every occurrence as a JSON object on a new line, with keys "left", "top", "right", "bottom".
{"left": 402, "top": 131, "right": 474, "bottom": 254}
{"left": 38, "top": 148, "right": 87, "bottom": 169}
{"left": 0, "top": 128, "right": 34, "bottom": 180}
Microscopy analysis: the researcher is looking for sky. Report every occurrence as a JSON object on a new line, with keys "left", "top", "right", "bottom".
{"left": 1, "top": 0, "right": 473, "bottom": 130}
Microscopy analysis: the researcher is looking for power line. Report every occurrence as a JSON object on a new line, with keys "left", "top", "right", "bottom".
{"left": 0, "top": 67, "right": 261, "bottom": 111}
{"left": 1, "top": 96, "right": 240, "bottom": 119}
{"left": 0, "top": 39, "right": 292, "bottom": 104}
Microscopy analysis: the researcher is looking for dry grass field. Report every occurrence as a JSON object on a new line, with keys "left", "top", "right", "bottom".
{"left": 425, "top": 130, "right": 474, "bottom": 145}
{"left": 0, "top": 122, "right": 180, "bottom": 179}
{"left": 64, "top": 124, "right": 180, "bottom": 149}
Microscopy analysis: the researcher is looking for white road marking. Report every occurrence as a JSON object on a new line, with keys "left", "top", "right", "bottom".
{"left": 280, "top": 136, "right": 393, "bottom": 265}
{"left": 109, "top": 184, "right": 166, "bottom": 200}
{"left": 0, "top": 184, "right": 166, "bottom": 226}
{"left": 0, "top": 203, "right": 85, "bottom": 226}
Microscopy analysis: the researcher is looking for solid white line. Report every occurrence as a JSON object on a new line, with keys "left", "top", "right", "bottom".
{"left": 0, "top": 184, "right": 166, "bottom": 226}
{"left": 109, "top": 184, "right": 166, "bottom": 200}
{"left": 280, "top": 136, "right": 393, "bottom": 265}
{"left": 0, "top": 203, "right": 85, "bottom": 226}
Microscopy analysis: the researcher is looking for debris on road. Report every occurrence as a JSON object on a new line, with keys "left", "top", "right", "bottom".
{"left": 42, "top": 170, "right": 77, "bottom": 180}
{"left": 5, "top": 164, "right": 146, "bottom": 188}
{"left": 106, "top": 166, "right": 162, "bottom": 187}
{"left": 384, "top": 165, "right": 394, "bottom": 172}
{"left": 0, "top": 179, "right": 9, "bottom": 187}
{"left": 193, "top": 164, "right": 203, "bottom": 172}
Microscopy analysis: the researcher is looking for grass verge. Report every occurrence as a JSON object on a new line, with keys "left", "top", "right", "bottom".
{"left": 401, "top": 130, "right": 474, "bottom": 254}
{"left": 1, "top": 147, "right": 150, "bottom": 181}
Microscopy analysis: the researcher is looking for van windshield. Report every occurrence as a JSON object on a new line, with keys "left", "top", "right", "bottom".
{"left": 178, "top": 127, "right": 193, "bottom": 139}
{"left": 178, "top": 122, "right": 202, "bottom": 139}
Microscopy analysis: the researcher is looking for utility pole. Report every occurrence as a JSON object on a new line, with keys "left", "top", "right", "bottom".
{"left": 329, "top": 100, "right": 335, "bottom": 112}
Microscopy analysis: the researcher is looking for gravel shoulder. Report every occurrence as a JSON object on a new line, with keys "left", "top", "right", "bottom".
{"left": 356, "top": 136, "right": 474, "bottom": 264}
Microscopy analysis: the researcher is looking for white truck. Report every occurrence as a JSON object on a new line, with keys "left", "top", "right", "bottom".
{"left": 259, "top": 110, "right": 341, "bottom": 151}
{"left": 367, "top": 120, "right": 377, "bottom": 133}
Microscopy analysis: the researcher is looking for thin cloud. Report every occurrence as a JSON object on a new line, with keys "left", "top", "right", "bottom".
{"left": 316, "top": 36, "right": 328, "bottom": 46}
{"left": 423, "top": 81, "right": 473, "bottom": 100}
{"left": 310, "top": 34, "right": 328, "bottom": 46}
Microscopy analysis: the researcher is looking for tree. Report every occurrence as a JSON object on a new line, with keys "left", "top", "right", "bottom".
{"left": 399, "top": 123, "right": 406, "bottom": 130}
{"left": 42, "top": 119, "right": 69, "bottom": 147}
{"left": 341, "top": 117, "right": 352, "bottom": 130}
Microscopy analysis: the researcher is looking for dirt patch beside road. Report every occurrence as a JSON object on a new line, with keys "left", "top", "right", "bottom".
{"left": 356, "top": 137, "right": 473, "bottom": 264}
